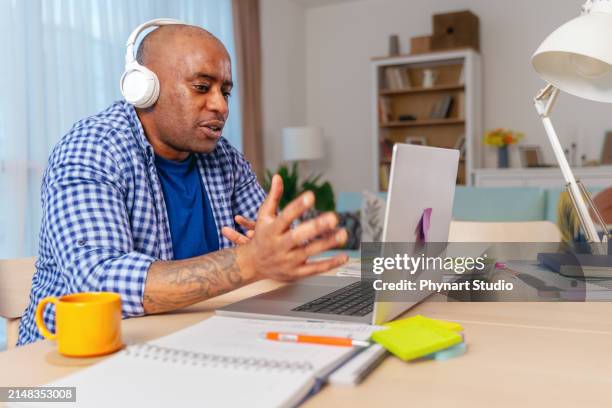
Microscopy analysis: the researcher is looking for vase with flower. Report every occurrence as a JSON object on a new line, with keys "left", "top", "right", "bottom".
{"left": 484, "top": 128, "right": 524, "bottom": 168}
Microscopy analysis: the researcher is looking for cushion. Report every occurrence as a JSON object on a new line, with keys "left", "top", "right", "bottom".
{"left": 300, "top": 209, "right": 361, "bottom": 250}
{"left": 453, "top": 186, "right": 546, "bottom": 221}
{"left": 361, "top": 190, "right": 386, "bottom": 242}
{"left": 337, "top": 211, "right": 361, "bottom": 249}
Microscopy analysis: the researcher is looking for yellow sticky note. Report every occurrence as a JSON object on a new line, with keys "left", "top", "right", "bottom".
{"left": 384, "top": 315, "right": 463, "bottom": 332}
{"left": 372, "top": 324, "right": 462, "bottom": 361}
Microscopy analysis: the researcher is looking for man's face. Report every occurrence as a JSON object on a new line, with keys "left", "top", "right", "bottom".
{"left": 150, "top": 35, "right": 232, "bottom": 154}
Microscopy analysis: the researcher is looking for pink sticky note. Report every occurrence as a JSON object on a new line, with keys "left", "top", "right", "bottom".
{"left": 415, "top": 207, "right": 433, "bottom": 243}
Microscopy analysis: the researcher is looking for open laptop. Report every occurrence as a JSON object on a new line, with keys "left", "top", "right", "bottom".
{"left": 217, "top": 144, "right": 459, "bottom": 325}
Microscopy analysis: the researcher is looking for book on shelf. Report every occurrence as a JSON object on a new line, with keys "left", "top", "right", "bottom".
{"left": 458, "top": 65, "right": 465, "bottom": 85}
{"left": 384, "top": 68, "right": 397, "bottom": 90}
{"left": 378, "top": 96, "right": 393, "bottom": 123}
{"left": 380, "top": 140, "right": 394, "bottom": 162}
{"left": 454, "top": 135, "right": 466, "bottom": 159}
{"left": 456, "top": 93, "right": 465, "bottom": 119}
{"left": 399, "top": 67, "right": 411, "bottom": 89}
{"left": 379, "top": 163, "right": 390, "bottom": 190}
{"left": 393, "top": 67, "right": 403, "bottom": 89}
{"left": 383, "top": 66, "right": 411, "bottom": 90}
{"left": 430, "top": 95, "right": 454, "bottom": 119}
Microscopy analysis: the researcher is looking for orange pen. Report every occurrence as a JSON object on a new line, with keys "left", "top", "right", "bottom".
{"left": 264, "top": 332, "right": 370, "bottom": 347}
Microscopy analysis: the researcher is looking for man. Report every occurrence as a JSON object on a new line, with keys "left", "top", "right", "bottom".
{"left": 18, "top": 23, "right": 347, "bottom": 345}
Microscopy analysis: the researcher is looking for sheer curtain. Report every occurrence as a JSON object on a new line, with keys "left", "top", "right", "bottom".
{"left": 232, "top": 0, "right": 263, "bottom": 180}
{"left": 0, "top": 0, "right": 243, "bottom": 258}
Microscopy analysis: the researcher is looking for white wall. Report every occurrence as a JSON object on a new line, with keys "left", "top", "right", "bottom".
{"left": 260, "top": 0, "right": 307, "bottom": 173}
{"left": 262, "top": 0, "right": 612, "bottom": 192}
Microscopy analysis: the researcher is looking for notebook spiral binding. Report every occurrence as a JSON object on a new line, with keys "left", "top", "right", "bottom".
{"left": 124, "top": 343, "right": 314, "bottom": 373}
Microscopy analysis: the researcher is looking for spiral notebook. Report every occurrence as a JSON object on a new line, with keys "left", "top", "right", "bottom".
{"left": 18, "top": 316, "right": 377, "bottom": 408}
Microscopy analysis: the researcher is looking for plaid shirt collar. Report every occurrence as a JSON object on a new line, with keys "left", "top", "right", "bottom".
{"left": 125, "top": 102, "right": 157, "bottom": 164}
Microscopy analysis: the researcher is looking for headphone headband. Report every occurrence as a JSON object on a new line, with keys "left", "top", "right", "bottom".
{"left": 124, "top": 18, "right": 185, "bottom": 65}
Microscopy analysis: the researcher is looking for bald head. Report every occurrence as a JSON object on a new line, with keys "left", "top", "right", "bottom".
{"left": 136, "top": 24, "right": 227, "bottom": 66}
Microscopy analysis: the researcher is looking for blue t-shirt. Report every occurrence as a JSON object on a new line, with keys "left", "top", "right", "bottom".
{"left": 155, "top": 154, "right": 219, "bottom": 260}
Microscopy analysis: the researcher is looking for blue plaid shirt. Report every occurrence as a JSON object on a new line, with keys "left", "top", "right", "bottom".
{"left": 18, "top": 100, "right": 265, "bottom": 345}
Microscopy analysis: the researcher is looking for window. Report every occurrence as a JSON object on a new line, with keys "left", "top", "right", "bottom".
{"left": 0, "top": 0, "right": 242, "bottom": 257}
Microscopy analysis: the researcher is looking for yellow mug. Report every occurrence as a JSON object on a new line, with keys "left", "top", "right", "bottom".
{"left": 35, "top": 292, "right": 123, "bottom": 357}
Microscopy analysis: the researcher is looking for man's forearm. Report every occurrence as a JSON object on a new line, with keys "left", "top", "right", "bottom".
{"left": 143, "top": 247, "right": 255, "bottom": 314}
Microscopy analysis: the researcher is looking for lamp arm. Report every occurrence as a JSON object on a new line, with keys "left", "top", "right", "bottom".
{"left": 533, "top": 85, "right": 602, "bottom": 243}
{"left": 578, "top": 181, "right": 610, "bottom": 240}
{"left": 534, "top": 84, "right": 559, "bottom": 117}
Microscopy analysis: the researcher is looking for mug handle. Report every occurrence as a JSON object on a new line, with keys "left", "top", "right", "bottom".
{"left": 35, "top": 297, "right": 58, "bottom": 340}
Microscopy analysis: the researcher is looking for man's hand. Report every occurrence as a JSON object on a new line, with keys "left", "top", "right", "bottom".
{"left": 236, "top": 174, "right": 348, "bottom": 282}
{"left": 222, "top": 215, "right": 256, "bottom": 245}
{"left": 143, "top": 174, "right": 347, "bottom": 315}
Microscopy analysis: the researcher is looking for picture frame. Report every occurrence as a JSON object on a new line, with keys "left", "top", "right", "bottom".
{"left": 601, "top": 131, "right": 612, "bottom": 165}
{"left": 404, "top": 136, "right": 427, "bottom": 146}
{"left": 519, "top": 145, "right": 543, "bottom": 168}
{"left": 454, "top": 135, "right": 466, "bottom": 158}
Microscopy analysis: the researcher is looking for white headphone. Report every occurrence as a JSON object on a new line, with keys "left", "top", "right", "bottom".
{"left": 120, "top": 18, "right": 185, "bottom": 108}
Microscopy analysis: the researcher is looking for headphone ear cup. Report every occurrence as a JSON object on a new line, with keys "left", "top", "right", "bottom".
{"left": 120, "top": 65, "right": 160, "bottom": 108}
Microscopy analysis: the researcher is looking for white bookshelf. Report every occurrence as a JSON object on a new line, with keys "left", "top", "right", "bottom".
{"left": 371, "top": 49, "right": 482, "bottom": 190}
{"left": 474, "top": 167, "right": 612, "bottom": 188}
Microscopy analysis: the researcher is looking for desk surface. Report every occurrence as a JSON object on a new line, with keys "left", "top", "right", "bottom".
{"left": 2, "top": 278, "right": 612, "bottom": 407}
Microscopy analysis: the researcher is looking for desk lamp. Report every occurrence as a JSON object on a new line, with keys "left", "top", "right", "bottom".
{"left": 282, "top": 126, "right": 324, "bottom": 180}
{"left": 282, "top": 126, "right": 324, "bottom": 162}
{"left": 532, "top": 0, "right": 612, "bottom": 245}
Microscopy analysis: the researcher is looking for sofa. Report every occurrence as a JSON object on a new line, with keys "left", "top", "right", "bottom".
{"left": 336, "top": 186, "right": 605, "bottom": 224}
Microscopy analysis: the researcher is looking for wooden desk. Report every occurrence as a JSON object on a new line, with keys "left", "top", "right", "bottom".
{"left": 2, "top": 278, "right": 612, "bottom": 407}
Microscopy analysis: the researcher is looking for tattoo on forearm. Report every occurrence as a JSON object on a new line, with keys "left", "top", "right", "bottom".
{"left": 143, "top": 248, "right": 244, "bottom": 314}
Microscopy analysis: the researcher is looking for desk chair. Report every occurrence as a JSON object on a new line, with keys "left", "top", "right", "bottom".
{"left": 0, "top": 258, "right": 36, "bottom": 350}
{"left": 593, "top": 187, "right": 612, "bottom": 224}
{"left": 449, "top": 221, "right": 561, "bottom": 242}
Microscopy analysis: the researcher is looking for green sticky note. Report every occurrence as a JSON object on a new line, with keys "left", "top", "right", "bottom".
{"left": 384, "top": 314, "right": 463, "bottom": 332}
{"left": 372, "top": 324, "right": 463, "bottom": 361}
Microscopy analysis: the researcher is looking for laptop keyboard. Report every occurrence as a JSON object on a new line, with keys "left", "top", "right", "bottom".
{"left": 292, "top": 281, "right": 375, "bottom": 316}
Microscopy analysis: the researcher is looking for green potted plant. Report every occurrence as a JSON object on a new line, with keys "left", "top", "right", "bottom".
{"left": 262, "top": 163, "right": 335, "bottom": 212}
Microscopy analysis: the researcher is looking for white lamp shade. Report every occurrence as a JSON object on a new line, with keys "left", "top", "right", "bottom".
{"left": 532, "top": 10, "right": 612, "bottom": 102}
{"left": 282, "top": 126, "right": 324, "bottom": 161}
